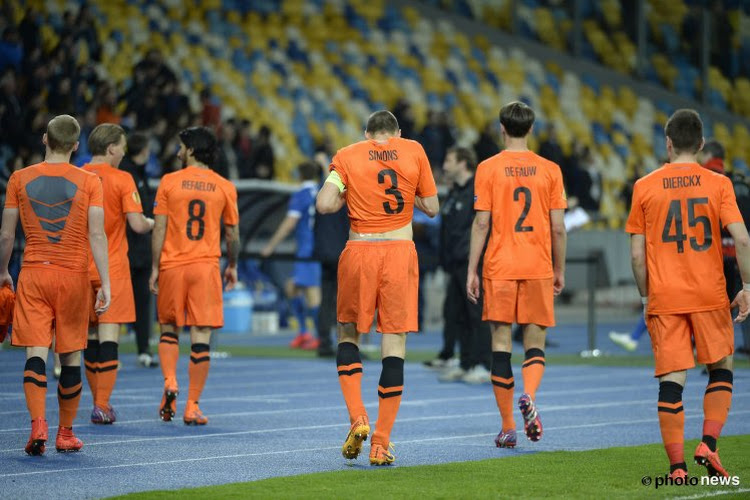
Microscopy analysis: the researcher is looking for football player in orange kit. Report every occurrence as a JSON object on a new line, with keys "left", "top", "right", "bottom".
{"left": 82, "top": 124, "right": 154, "bottom": 424}
{"left": 150, "top": 127, "right": 240, "bottom": 425}
{"left": 627, "top": 109, "right": 750, "bottom": 479}
{"left": 317, "top": 111, "right": 439, "bottom": 465}
{"left": 0, "top": 115, "right": 110, "bottom": 454}
{"left": 467, "top": 102, "right": 567, "bottom": 448}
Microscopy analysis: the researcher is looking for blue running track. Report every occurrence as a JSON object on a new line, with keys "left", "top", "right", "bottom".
{"left": 0, "top": 347, "right": 748, "bottom": 499}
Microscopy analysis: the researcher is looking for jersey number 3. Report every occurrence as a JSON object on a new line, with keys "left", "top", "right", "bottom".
{"left": 378, "top": 169, "right": 404, "bottom": 214}
{"left": 661, "top": 198, "right": 712, "bottom": 253}
{"left": 186, "top": 199, "right": 206, "bottom": 241}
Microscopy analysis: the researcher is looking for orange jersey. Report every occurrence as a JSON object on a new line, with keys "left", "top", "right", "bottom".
{"left": 5, "top": 162, "right": 103, "bottom": 273}
{"left": 154, "top": 166, "right": 239, "bottom": 270}
{"left": 626, "top": 162, "right": 743, "bottom": 314}
{"left": 82, "top": 163, "right": 143, "bottom": 280}
{"left": 474, "top": 150, "right": 567, "bottom": 280}
{"left": 330, "top": 137, "right": 437, "bottom": 233}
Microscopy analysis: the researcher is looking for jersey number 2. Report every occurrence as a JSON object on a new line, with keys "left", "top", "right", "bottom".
{"left": 378, "top": 169, "right": 404, "bottom": 214}
{"left": 186, "top": 199, "right": 206, "bottom": 241}
{"left": 661, "top": 198, "right": 712, "bottom": 253}
{"left": 513, "top": 187, "right": 533, "bottom": 232}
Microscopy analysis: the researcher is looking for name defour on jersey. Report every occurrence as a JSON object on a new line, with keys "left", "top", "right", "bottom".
{"left": 181, "top": 180, "right": 217, "bottom": 192}
{"left": 663, "top": 175, "right": 701, "bottom": 190}
{"left": 504, "top": 166, "right": 537, "bottom": 177}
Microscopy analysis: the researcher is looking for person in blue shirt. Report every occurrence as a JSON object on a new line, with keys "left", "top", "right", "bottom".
{"left": 261, "top": 162, "right": 321, "bottom": 349}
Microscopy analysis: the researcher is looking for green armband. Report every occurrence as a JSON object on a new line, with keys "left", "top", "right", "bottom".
{"left": 325, "top": 171, "right": 346, "bottom": 193}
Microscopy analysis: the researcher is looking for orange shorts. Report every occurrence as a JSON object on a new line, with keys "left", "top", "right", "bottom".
{"left": 157, "top": 262, "right": 223, "bottom": 328}
{"left": 90, "top": 278, "right": 135, "bottom": 325}
{"left": 482, "top": 278, "right": 555, "bottom": 327}
{"left": 646, "top": 309, "right": 734, "bottom": 377}
{"left": 12, "top": 268, "right": 91, "bottom": 353}
{"left": 337, "top": 240, "right": 418, "bottom": 334}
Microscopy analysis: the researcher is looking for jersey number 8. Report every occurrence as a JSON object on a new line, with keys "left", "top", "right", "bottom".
{"left": 186, "top": 199, "right": 206, "bottom": 241}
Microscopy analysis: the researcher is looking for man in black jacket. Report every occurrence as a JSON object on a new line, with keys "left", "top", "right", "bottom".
{"left": 121, "top": 132, "right": 158, "bottom": 367}
{"left": 424, "top": 147, "right": 491, "bottom": 383}
{"left": 313, "top": 151, "right": 349, "bottom": 357}
{"left": 700, "top": 139, "right": 750, "bottom": 356}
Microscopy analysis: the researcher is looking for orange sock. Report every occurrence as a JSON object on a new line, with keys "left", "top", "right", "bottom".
{"left": 158, "top": 331, "right": 179, "bottom": 383}
{"left": 188, "top": 343, "right": 210, "bottom": 403}
{"left": 83, "top": 339, "right": 99, "bottom": 402}
{"left": 372, "top": 356, "right": 403, "bottom": 446}
{"left": 23, "top": 357, "right": 47, "bottom": 420}
{"left": 658, "top": 381, "right": 685, "bottom": 471}
{"left": 702, "top": 369, "right": 733, "bottom": 452}
{"left": 57, "top": 366, "right": 82, "bottom": 428}
{"left": 94, "top": 341, "right": 118, "bottom": 408}
{"left": 521, "top": 348, "right": 545, "bottom": 400}
{"left": 491, "top": 351, "right": 515, "bottom": 432}
{"left": 336, "top": 342, "right": 366, "bottom": 422}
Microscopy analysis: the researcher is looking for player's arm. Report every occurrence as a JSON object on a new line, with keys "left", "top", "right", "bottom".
{"left": 0, "top": 208, "right": 18, "bottom": 288}
{"left": 550, "top": 208, "right": 567, "bottom": 295}
{"left": 223, "top": 224, "right": 240, "bottom": 290}
{"left": 89, "top": 206, "right": 111, "bottom": 314}
{"left": 149, "top": 215, "right": 167, "bottom": 294}
{"left": 727, "top": 222, "right": 750, "bottom": 321}
{"left": 127, "top": 212, "right": 155, "bottom": 234}
{"left": 630, "top": 233, "right": 648, "bottom": 300}
{"left": 316, "top": 172, "right": 346, "bottom": 214}
{"left": 467, "top": 210, "right": 490, "bottom": 304}
{"left": 260, "top": 214, "right": 299, "bottom": 257}
{"left": 415, "top": 195, "right": 439, "bottom": 218}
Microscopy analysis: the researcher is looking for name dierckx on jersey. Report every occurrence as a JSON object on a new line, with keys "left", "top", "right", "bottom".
{"left": 663, "top": 175, "right": 701, "bottom": 189}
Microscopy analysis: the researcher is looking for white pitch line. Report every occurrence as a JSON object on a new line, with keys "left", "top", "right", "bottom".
{"left": 0, "top": 383, "right": 651, "bottom": 432}
{"left": 671, "top": 488, "right": 750, "bottom": 499}
{"left": 3, "top": 400, "right": 748, "bottom": 455}
{"left": 2, "top": 410, "right": 750, "bottom": 479}
{"left": 1, "top": 387, "right": 747, "bottom": 434}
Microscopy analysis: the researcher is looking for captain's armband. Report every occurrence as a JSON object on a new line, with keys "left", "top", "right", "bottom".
{"left": 325, "top": 171, "right": 346, "bottom": 193}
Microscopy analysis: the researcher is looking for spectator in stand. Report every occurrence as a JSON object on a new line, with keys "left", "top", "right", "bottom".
{"left": 538, "top": 125, "right": 565, "bottom": 171}
{"left": 95, "top": 85, "right": 120, "bottom": 125}
{"left": 0, "top": 27, "right": 22, "bottom": 72}
{"left": 235, "top": 118, "right": 254, "bottom": 179}
{"left": 570, "top": 144, "right": 601, "bottom": 213}
{"left": 219, "top": 119, "right": 239, "bottom": 181}
{"left": 200, "top": 89, "right": 221, "bottom": 130}
{"left": 251, "top": 125, "right": 274, "bottom": 180}
{"left": 18, "top": 8, "right": 41, "bottom": 54}
{"left": 392, "top": 98, "right": 415, "bottom": 139}
{"left": 473, "top": 121, "right": 500, "bottom": 163}
{"left": 420, "top": 110, "right": 454, "bottom": 173}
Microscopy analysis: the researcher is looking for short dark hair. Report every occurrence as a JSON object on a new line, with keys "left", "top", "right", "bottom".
{"left": 46, "top": 114, "right": 80, "bottom": 152}
{"left": 88, "top": 123, "right": 125, "bottom": 156}
{"left": 127, "top": 131, "right": 150, "bottom": 157}
{"left": 447, "top": 146, "right": 477, "bottom": 171}
{"left": 665, "top": 109, "right": 703, "bottom": 155}
{"left": 298, "top": 161, "right": 319, "bottom": 181}
{"left": 178, "top": 127, "right": 217, "bottom": 165}
{"left": 365, "top": 110, "right": 399, "bottom": 135}
{"left": 702, "top": 138, "right": 724, "bottom": 160}
{"left": 499, "top": 101, "right": 535, "bottom": 138}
